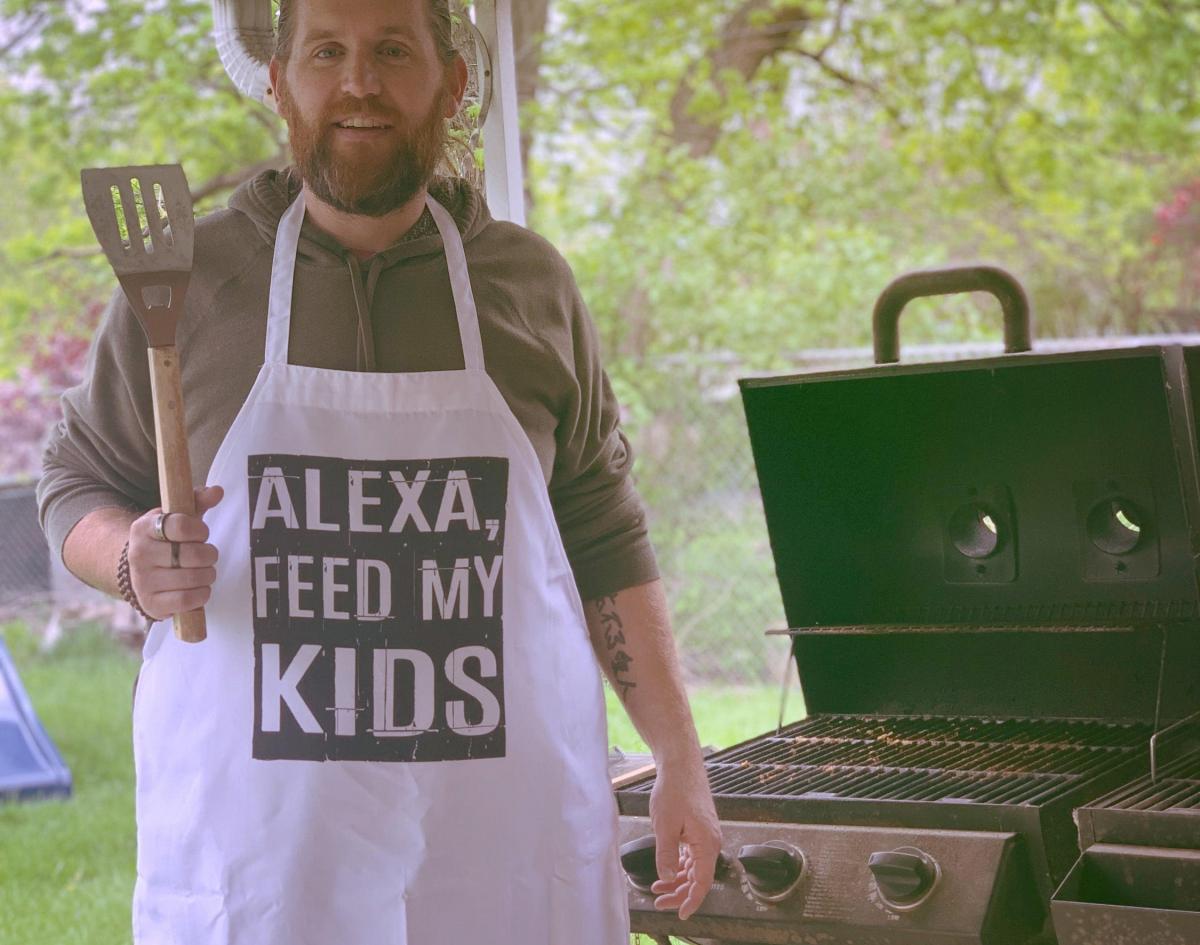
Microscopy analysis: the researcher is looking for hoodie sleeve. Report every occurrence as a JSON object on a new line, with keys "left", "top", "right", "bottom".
{"left": 37, "top": 286, "right": 161, "bottom": 567}
{"left": 546, "top": 265, "right": 660, "bottom": 602}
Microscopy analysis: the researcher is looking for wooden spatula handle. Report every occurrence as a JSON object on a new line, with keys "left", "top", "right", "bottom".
{"left": 147, "top": 344, "right": 207, "bottom": 643}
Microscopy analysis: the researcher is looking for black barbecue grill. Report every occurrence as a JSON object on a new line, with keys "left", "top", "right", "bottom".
{"left": 615, "top": 268, "right": 1200, "bottom": 945}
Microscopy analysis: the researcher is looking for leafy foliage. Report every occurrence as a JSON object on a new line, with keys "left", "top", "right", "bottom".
{"left": 525, "top": 1, "right": 1200, "bottom": 671}
{"left": 0, "top": 0, "right": 283, "bottom": 356}
{"left": 0, "top": 314, "right": 97, "bottom": 480}
{"left": 530, "top": 0, "right": 1200, "bottom": 364}
{"left": 5, "top": 0, "right": 1197, "bottom": 361}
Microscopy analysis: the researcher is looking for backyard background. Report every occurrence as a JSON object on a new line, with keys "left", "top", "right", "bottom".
{"left": 1, "top": 0, "right": 1199, "bottom": 943}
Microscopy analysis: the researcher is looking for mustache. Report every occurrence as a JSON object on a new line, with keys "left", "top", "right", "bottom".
{"left": 321, "top": 99, "right": 404, "bottom": 125}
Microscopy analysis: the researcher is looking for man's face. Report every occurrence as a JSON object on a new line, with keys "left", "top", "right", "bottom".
{"left": 270, "top": 0, "right": 462, "bottom": 217}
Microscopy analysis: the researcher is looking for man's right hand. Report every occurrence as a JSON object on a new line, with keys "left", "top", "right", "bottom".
{"left": 128, "top": 485, "right": 224, "bottom": 620}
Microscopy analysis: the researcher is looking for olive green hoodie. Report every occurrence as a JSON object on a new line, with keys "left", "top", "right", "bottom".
{"left": 37, "top": 169, "right": 657, "bottom": 600}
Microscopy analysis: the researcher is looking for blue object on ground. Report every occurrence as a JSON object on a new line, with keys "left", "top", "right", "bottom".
{"left": 0, "top": 637, "right": 71, "bottom": 802}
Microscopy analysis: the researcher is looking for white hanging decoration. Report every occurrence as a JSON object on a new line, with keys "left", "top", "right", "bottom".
{"left": 211, "top": 0, "right": 275, "bottom": 107}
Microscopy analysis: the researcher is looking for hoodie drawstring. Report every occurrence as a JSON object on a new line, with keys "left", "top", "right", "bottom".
{"left": 345, "top": 255, "right": 377, "bottom": 371}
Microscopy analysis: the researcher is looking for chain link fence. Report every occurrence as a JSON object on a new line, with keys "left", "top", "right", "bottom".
{"left": 0, "top": 481, "right": 144, "bottom": 645}
{"left": 0, "top": 483, "right": 50, "bottom": 610}
{"left": 620, "top": 363, "right": 787, "bottom": 686}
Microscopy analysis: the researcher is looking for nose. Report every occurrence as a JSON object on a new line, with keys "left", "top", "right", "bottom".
{"left": 340, "top": 50, "right": 382, "bottom": 99}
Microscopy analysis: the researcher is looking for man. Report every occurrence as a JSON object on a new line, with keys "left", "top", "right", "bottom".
{"left": 37, "top": 0, "right": 720, "bottom": 942}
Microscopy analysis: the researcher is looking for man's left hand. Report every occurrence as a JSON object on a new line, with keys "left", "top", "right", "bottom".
{"left": 647, "top": 753, "right": 722, "bottom": 920}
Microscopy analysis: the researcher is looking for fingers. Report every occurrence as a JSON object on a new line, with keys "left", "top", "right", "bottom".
{"left": 650, "top": 851, "right": 692, "bottom": 901}
{"left": 126, "top": 485, "right": 223, "bottom": 619}
{"left": 129, "top": 567, "right": 215, "bottom": 619}
{"left": 650, "top": 817, "right": 700, "bottom": 916}
{"left": 194, "top": 484, "right": 224, "bottom": 515}
{"left": 654, "top": 821, "right": 681, "bottom": 884}
{"left": 142, "top": 585, "right": 213, "bottom": 618}
{"left": 677, "top": 842, "right": 718, "bottom": 919}
{"left": 147, "top": 508, "right": 210, "bottom": 544}
{"left": 146, "top": 566, "right": 218, "bottom": 593}
{"left": 649, "top": 829, "right": 720, "bottom": 919}
{"left": 147, "top": 540, "right": 218, "bottom": 570}
{"left": 651, "top": 858, "right": 711, "bottom": 920}
{"left": 675, "top": 873, "right": 711, "bottom": 921}
{"left": 134, "top": 485, "right": 225, "bottom": 543}
{"left": 650, "top": 844, "right": 692, "bottom": 913}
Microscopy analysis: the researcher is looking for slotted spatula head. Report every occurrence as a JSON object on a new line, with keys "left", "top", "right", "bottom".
{"left": 81, "top": 164, "right": 195, "bottom": 348}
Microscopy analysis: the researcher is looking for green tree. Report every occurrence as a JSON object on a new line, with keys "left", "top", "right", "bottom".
{"left": 530, "top": 0, "right": 1200, "bottom": 363}
{"left": 525, "top": 1, "right": 1200, "bottom": 677}
{"left": 0, "top": 0, "right": 288, "bottom": 356}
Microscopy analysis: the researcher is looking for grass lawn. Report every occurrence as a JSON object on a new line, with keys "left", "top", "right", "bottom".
{"left": 0, "top": 621, "right": 804, "bottom": 945}
{"left": 0, "top": 623, "right": 141, "bottom": 945}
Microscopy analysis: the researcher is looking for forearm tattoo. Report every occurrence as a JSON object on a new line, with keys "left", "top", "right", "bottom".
{"left": 594, "top": 594, "right": 637, "bottom": 703}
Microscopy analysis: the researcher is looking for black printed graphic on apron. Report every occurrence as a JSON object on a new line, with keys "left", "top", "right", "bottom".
{"left": 247, "top": 454, "right": 508, "bottom": 762}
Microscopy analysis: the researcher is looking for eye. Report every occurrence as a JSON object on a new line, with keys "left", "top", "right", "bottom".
{"left": 314, "top": 46, "right": 340, "bottom": 59}
{"left": 381, "top": 44, "right": 410, "bottom": 59}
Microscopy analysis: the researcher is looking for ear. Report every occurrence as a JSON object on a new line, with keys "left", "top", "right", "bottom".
{"left": 444, "top": 54, "right": 469, "bottom": 118}
{"left": 267, "top": 57, "right": 283, "bottom": 116}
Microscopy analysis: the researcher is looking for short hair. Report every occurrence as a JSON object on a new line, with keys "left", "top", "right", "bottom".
{"left": 274, "top": 0, "right": 458, "bottom": 65}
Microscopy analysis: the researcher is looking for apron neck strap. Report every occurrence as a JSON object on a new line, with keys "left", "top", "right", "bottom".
{"left": 425, "top": 195, "right": 484, "bottom": 373}
{"left": 265, "top": 190, "right": 485, "bottom": 372}
{"left": 264, "top": 193, "right": 305, "bottom": 365}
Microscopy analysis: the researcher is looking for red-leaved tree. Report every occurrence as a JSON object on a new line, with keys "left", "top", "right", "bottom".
{"left": 0, "top": 305, "right": 102, "bottom": 482}
{"left": 1152, "top": 179, "right": 1200, "bottom": 319}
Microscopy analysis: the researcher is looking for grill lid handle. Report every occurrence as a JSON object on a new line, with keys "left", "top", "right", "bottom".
{"left": 872, "top": 265, "right": 1033, "bottom": 364}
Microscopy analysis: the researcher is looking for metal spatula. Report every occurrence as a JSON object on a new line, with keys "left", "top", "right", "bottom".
{"left": 81, "top": 164, "right": 206, "bottom": 643}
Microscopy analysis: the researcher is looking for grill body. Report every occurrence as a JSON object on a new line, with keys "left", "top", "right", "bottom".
{"left": 616, "top": 330, "right": 1200, "bottom": 944}
{"left": 617, "top": 715, "right": 1154, "bottom": 944}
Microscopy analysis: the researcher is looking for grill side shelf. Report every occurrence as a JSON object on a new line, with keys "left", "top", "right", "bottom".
{"left": 1076, "top": 748, "right": 1200, "bottom": 850}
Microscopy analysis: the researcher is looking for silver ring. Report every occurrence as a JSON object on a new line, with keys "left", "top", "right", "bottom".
{"left": 153, "top": 511, "right": 170, "bottom": 542}
{"left": 170, "top": 541, "right": 181, "bottom": 569}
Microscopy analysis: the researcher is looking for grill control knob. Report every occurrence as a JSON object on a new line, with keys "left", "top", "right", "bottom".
{"left": 620, "top": 835, "right": 734, "bottom": 893}
{"left": 737, "top": 842, "right": 805, "bottom": 901}
{"left": 619, "top": 835, "right": 659, "bottom": 892}
{"left": 868, "top": 847, "right": 940, "bottom": 909}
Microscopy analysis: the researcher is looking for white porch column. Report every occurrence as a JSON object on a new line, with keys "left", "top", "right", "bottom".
{"left": 473, "top": 0, "right": 526, "bottom": 226}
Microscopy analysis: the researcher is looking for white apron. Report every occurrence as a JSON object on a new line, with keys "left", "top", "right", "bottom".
{"left": 131, "top": 192, "right": 630, "bottom": 945}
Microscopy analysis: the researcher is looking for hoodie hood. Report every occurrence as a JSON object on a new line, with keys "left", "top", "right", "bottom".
{"left": 227, "top": 167, "right": 493, "bottom": 267}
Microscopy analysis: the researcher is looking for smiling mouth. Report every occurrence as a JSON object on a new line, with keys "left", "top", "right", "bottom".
{"left": 334, "top": 119, "right": 394, "bottom": 130}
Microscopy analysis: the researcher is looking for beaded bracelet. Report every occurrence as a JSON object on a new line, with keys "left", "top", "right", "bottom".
{"left": 117, "top": 540, "right": 153, "bottom": 621}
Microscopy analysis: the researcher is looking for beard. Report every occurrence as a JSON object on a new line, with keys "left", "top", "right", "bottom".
{"left": 277, "top": 81, "right": 449, "bottom": 218}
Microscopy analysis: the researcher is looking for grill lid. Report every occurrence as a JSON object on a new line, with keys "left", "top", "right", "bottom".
{"left": 738, "top": 268, "right": 1200, "bottom": 720}
{"left": 740, "top": 346, "right": 1200, "bottom": 629}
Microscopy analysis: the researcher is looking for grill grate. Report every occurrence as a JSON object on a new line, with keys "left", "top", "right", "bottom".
{"left": 774, "top": 715, "right": 1148, "bottom": 748}
{"left": 1085, "top": 749, "right": 1200, "bottom": 812}
{"left": 624, "top": 714, "right": 1149, "bottom": 807}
